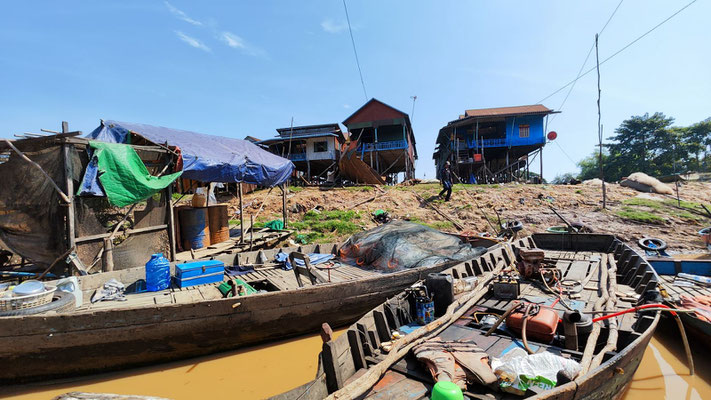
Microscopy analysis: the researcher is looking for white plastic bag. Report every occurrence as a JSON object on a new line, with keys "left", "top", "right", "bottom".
{"left": 491, "top": 348, "right": 580, "bottom": 395}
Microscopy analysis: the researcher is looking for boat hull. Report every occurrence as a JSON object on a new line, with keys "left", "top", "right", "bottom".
{"left": 0, "top": 263, "right": 452, "bottom": 384}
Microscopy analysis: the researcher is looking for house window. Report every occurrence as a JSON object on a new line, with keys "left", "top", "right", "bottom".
{"left": 313, "top": 141, "right": 328, "bottom": 153}
{"left": 518, "top": 124, "right": 530, "bottom": 138}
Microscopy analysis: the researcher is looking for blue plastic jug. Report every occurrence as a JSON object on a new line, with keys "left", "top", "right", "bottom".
{"left": 146, "top": 253, "right": 171, "bottom": 292}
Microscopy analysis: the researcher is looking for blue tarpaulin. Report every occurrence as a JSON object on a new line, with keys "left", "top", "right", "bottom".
{"left": 87, "top": 120, "right": 294, "bottom": 186}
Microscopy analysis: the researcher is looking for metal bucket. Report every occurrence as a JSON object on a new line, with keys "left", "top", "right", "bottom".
{"left": 208, "top": 204, "right": 230, "bottom": 244}
{"left": 179, "top": 207, "right": 210, "bottom": 249}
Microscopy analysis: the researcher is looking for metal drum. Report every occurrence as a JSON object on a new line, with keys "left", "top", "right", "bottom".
{"left": 207, "top": 204, "right": 230, "bottom": 245}
{"left": 179, "top": 207, "right": 210, "bottom": 249}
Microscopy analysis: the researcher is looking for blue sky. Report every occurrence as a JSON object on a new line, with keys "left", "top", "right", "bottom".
{"left": 1, "top": 1, "right": 709, "bottom": 181}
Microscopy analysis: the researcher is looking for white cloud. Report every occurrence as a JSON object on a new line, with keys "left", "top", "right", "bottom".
{"left": 174, "top": 31, "right": 211, "bottom": 52}
{"left": 321, "top": 19, "right": 348, "bottom": 34}
{"left": 164, "top": 1, "right": 202, "bottom": 26}
{"left": 220, "top": 32, "right": 247, "bottom": 49}
{"left": 220, "top": 31, "right": 266, "bottom": 57}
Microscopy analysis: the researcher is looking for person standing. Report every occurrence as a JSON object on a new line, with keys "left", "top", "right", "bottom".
{"left": 439, "top": 161, "right": 453, "bottom": 202}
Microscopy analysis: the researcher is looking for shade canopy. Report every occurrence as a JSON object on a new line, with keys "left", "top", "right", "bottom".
{"left": 87, "top": 120, "right": 294, "bottom": 186}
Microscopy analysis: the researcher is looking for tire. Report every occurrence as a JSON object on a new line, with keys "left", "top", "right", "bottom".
{"left": 502, "top": 220, "right": 523, "bottom": 232}
{"left": 638, "top": 237, "right": 667, "bottom": 252}
{"left": 0, "top": 290, "right": 75, "bottom": 317}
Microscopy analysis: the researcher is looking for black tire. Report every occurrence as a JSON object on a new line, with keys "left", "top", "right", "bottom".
{"left": 638, "top": 237, "right": 668, "bottom": 252}
{"left": 0, "top": 290, "right": 75, "bottom": 317}
{"left": 502, "top": 220, "right": 523, "bottom": 232}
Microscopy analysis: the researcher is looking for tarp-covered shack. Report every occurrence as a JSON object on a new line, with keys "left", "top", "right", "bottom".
{"left": 88, "top": 120, "right": 295, "bottom": 255}
{"left": 0, "top": 129, "right": 178, "bottom": 274}
{"left": 87, "top": 120, "right": 294, "bottom": 186}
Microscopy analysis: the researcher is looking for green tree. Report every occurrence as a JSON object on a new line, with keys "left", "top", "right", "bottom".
{"left": 606, "top": 112, "right": 674, "bottom": 178}
{"left": 685, "top": 118, "right": 711, "bottom": 170}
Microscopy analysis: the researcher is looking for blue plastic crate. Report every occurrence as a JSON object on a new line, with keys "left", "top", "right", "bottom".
{"left": 175, "top": 260, "right": 225, "bottom": 288}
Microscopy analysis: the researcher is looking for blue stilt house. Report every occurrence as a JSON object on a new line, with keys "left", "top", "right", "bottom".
{"left": 433, "top": 104, "right": 558, "bottom": 183}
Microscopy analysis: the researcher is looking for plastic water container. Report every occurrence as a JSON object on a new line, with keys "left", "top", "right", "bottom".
{"left": 146, "top": 253, "right": 171, "bottom": 292}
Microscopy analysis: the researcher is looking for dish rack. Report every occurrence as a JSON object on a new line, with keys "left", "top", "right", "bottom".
{"left": 0, "top": 286, "right": 57, "bottom": 311}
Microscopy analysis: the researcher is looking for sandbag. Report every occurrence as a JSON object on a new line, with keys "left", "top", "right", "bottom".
{"left": 620, "top": 172, "right": 673, "bottom": 195}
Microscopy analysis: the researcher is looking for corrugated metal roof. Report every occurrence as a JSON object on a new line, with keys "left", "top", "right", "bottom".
{"left": 258, "top": 132, "right": 338, "bottom": 145}
{"left": 463, "top": 104, "right": 553, "bottom": 118}
{"left": 276, "top": 123, "right": 341, "bottom": 136}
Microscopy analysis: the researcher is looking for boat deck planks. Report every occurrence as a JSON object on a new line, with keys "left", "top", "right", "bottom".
{"left": 273, "top": 235, "right": 664, "bottom": 400}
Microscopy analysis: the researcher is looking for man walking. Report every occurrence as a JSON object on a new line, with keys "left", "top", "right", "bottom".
{"left": 439, "top": 161, "right": 453, "bottom": 202}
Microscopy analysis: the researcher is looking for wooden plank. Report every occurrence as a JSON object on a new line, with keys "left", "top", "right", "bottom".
{"left": 75, "top": 225, "right": 168, "bottom": 243}
{"left": 322, "top": 340, "right": 344, "bottom": 392}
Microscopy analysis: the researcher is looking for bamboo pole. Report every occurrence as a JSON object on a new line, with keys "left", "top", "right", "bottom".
{"left": 590, "top": 254, "right": 618, "bottom": 370}
{"left": 239, "top": 183, "right": 244, "bottom": 243}
{"left": 580, "top": 253, "right": 609, "bottom": 375}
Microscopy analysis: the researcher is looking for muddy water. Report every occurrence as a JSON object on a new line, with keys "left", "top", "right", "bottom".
{"left": 1, "top": 320, "right": 709, "bottom": 400}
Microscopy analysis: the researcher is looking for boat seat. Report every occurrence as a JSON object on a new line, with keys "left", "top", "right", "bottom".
{"left": 290, "top": 252, "right": 328, "bottom": 287}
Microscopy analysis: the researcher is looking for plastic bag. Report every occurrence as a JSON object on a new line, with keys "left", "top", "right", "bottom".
{"left": 491, "top": 348, "right": 580, "bottom": 395}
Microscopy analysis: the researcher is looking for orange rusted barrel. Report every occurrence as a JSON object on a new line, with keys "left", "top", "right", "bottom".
{"left": 208, "top": 204, "right": 230, "bottom": 245}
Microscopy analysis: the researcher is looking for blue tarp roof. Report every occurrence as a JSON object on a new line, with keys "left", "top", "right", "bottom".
{"left": 87, "top": 120, "right": 294, "bottom": 186}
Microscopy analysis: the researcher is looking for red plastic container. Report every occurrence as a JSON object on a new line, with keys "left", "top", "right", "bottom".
{"left": 506, "top": 306, "right": 559, "bottom": 343}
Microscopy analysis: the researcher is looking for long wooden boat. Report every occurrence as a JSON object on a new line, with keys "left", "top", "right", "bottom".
{"left": 275, "top": 234, "right": 662, "bottom": 400}
{"left": 0, "top": 241, "right": 485, "bottom": 384}
{"left": 647, "top": 256, "right": 711, "bottom": 342}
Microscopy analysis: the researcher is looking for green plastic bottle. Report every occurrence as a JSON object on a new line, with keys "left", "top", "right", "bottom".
{"left": 431, "top": 381, "right": 463, "bottom": 400}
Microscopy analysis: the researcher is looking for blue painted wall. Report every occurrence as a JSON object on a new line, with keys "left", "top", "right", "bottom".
{"left": 505, "top": 115, "right": 545, "bottom": 146}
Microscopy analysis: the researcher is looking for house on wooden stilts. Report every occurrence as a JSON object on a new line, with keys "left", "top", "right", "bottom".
{"left": 343, "top": 98, "right": 418, "bottom": 183}
{"left": 433, "top": 104, "right": 558, "bottom": 184}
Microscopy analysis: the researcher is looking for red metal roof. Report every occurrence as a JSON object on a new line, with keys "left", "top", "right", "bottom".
{"left": 463, "top": 104, "right": 553, "bottom": 118}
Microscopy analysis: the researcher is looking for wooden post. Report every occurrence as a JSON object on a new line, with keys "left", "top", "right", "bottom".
{"left": 102, "top": 238, "right": 114, "bottom": 272}
{"left": 306, "top": 159, "right": 311, "bottom": 184}
{"left": 250, "top": 215, "right": 254, "bottom": 251}
{"left": 282, "top": 184, "right": 288, "bottom": 229}
{"left": 167, "top": 184, "right": 177, "bottom": 260}
{"left": 62, "top": 122, "right": 76, "bottom": 255}
{"left": 539, "top": 147, "right": 543, "bottom": 183}
{"left": 239, "top": 183, "right": 244, "bottom": 243}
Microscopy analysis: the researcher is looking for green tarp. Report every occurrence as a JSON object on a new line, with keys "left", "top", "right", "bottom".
{"left": 86, "top": 141, "right": 182, "bottom": 207}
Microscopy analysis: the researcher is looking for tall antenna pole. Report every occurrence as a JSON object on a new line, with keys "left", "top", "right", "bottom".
{"left": 286, "top": 117, "right": 294, "bottom": 159}
{"left": 410, "top": 96, "right": 417, "bottom": 121}
{"left": 596, "top": 34, "right": 606, "bottom": 209}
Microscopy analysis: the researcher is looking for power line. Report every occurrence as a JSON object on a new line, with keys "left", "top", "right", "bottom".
{"left": 537, "top": 0, "right": 698, "bottom": 105}
{"left": 343, "top": 0, "right": 368, "bottom": 101}
{"left": 554, "top": 139, "right": 578, "bottom": 165}
{"left": 549, "top": 0, "right": 624, "bottom": 122}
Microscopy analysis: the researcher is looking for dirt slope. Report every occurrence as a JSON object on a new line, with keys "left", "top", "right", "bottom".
{"left": 221, "top": 181, "right": 711, "bottom": 255}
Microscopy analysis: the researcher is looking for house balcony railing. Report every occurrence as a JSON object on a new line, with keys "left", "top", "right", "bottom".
{"left": 358, "top": 139, "right": 408, "bottom": 152}
{"left": 289, "top": 153, "right": 307, "bottom": 161}
{"left": 452, "top": 136, "right": 545, "bottom": 149}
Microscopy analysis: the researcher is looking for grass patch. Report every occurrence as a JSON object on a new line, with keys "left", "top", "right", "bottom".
{"left": 662, "top": 199, "right": 702, "bottom": 210}
{"left": 622, "top": 198, "right": 663, "bottom": 209}
{"left": 616, "top": 207, "right": 666, "bottom": 224}
{"left": 228, "top": 219, "right": 241, "bottom": 226}
{"left": 344, "top": 186, "right": 374, "bottom": 192}
{"left": 288, "top": 186, "right": 304, "bottom": 193}
{"left": 291, "top": 209, "right": 363, "bottom": 244}
{"left": 406, "top": 217, "right": 454, "bottom": 231}
{"left": 622, "top": 198, "right": 704, "bottom": 221}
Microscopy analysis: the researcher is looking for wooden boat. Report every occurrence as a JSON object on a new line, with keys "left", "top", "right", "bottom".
{"left": 0, "top": 241, "right": 485, "bottom": 384}
{"left": 647, "top": 256, "right": 711, "bottom": 342}
{"left": 275, "top": 234, "right": 663, "bottom": 400}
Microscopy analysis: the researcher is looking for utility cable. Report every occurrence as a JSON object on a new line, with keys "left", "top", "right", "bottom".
{"left": 549, "top": 0, "right": 624, "bottom": 123}
{"left": 343, "top": 0, "right": 368, "bottom": 101}
{"left": 537, "top": 0, "right": 698, "bottom": 105}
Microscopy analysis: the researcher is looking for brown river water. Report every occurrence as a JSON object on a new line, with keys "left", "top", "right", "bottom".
{"left": 1, "top": 319, "right": 709, "bottom": 400}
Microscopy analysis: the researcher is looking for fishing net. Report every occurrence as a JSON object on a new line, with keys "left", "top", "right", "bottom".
{"left": 339, "top": 220, "right": 487, "bottom": 272}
